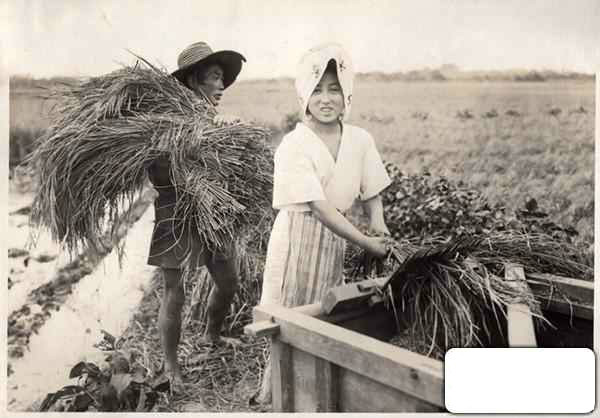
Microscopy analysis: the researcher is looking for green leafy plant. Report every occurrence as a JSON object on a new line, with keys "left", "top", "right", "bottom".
{"left": 381, "top": 161, "right": 581, "bottom": 246}
{"left": 39, "top": 330, "right": 169, "bottom": 412}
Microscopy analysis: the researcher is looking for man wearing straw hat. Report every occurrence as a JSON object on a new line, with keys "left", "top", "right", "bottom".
{"left": 147, "top": 41, "right": 246, "bottom": 386}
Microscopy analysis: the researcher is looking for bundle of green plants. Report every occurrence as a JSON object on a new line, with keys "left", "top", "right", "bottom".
{"left": 24, "top": 55, "right": 274, "bottom": 276}
{"left": 468, "top": 231, "right": 592, "bottom": 280}
{"left": 347, "top": 229, "right": 592, "bottom": 359}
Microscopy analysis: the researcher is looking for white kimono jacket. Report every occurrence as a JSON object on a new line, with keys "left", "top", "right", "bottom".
{"left": 260, "top": 122, "right": 391, "bottom": 306}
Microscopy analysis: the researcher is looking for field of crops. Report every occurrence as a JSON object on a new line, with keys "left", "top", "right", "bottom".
{"left": 228, "top": 79, "right": 594, "bottom": 246}
{"left": 7, "top": 78, "right": 595, "bottom": 411}
{"left": 12, "top": 79, "right": 595, "bottom": 242}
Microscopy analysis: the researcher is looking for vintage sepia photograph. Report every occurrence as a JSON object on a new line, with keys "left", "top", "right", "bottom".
{"left": 3, "top": 0, "right": 596, "bottom": 413}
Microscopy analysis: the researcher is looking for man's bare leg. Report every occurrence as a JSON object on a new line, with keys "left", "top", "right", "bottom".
{"left": 204, "top": 256, "right": 239, "bottom": 345}
{"left": 158, "top": 267, "right": 185, "bottom": 386}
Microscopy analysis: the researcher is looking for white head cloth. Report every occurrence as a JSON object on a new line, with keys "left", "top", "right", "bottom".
{"left": 295, "top": 43, "right": 354, "bottom": 122}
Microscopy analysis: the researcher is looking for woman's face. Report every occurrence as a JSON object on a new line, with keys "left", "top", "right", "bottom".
{"left": 307, "top": 70, "right": 344, "bottom": 124}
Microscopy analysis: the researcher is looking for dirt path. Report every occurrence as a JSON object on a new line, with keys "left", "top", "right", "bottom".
{"left": 7, "top": 195, "right": 157, "bottom": 411}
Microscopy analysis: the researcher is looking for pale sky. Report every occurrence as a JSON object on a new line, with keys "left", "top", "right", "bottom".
{"left": 2, "top": 0, "right": 599, "bottom": 80}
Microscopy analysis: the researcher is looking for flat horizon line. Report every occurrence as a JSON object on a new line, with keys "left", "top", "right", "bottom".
{"left": 9, "top": 66, "right": 596, "bottom": 85}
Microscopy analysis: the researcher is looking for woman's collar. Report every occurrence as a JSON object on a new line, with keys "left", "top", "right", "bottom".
{"left": 297, "top": 121, "right": 346, "bottom": 163}
{"left": 298, "top": 120, "right": 344, "bottom": 137}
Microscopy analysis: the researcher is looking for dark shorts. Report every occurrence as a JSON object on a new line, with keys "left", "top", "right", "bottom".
{"left": 146, "top": 191, "right": 235, "bottom": 270}
{"left": 147, "top": 218, "right": 236, "bottom": 269}
{"left": 146, "top": 156, "right": 236, "bottom": 269}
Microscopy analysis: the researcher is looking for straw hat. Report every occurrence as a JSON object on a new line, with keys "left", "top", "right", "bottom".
{"left": 172, "top": 41, "right": 246, "bottom": 89}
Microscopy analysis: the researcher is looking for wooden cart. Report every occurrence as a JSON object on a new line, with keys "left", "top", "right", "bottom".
{"left": 244, "top": 264, "right": 593, "bottom": 412}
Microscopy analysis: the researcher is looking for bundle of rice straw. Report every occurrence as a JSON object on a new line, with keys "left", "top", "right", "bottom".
{"left": 25, "top": 56, "right": 274, "bottom": 273}
{"left": 348, "top": 231, "right": 592, "bottom": 358}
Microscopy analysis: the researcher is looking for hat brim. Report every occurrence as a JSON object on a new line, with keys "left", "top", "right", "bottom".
{"left": 172, "top": 50, "right": 246, "bottom": 89}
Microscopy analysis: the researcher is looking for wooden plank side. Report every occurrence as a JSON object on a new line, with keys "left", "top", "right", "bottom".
{"left": 538, "top": 297, "right": 594, "bottom": 321}
{"left": 253, "top": 302, "right": 388, "bottom": 327}
{"left": 271, "top": 340, "right": 294, "bottom": 412}
{"left": 243, "top": 320, "right": 280, "bottom": 338}
{"left": 315, "top": 357, "right": 338, "bottom": 412}
{"left": 525, "top": 273, "right": 594, "bottom": 304}
{"left": 338, "top": 368, "right": 444, "bottom": 413}
{"left": 526, "top": 273, "right": 593, "bottom": 306}
{"left": 252, "top": 303, "right": 323, "bottom": 323}
{"left": 505, "top": 264, "right": 537, "bottom": 347}
{"left": 290, "top": 348, "right": 318, "bottom": 411}
{"left": 254, "top": 304, "right": 445, "bottom": 407}
{"left": 286, "top": 347, "right": 339, "bottom": 412}
{"left": 526, "top": 273, "right": 594, "bottom": 320}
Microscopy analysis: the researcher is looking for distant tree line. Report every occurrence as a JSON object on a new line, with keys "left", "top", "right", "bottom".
{"left": 10, "top": 75, "right": 82, "bottom": 90}
{"left": 10, "top": 66, "right": 595, "bottom": 91}
{"left": 355, "top": 67, "right": 594, "bottom": 82}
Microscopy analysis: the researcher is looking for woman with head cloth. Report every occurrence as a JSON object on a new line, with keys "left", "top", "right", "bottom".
{"left": 253, "top": 43, "right": 391, "bottom": 406}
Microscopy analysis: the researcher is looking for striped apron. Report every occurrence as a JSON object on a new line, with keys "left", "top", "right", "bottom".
{"left": 260, "top": 209, "right": 345, "bottom": 308}
{"left": 256, "top": 209, "right": 345, "bottom": 403}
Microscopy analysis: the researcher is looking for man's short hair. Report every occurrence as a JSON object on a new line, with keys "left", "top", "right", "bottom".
{"left": 184, "top": 67, "right": 208, "bottom": 90}
{"left": 184, "top": 60, "right": 222, "bottom": 89}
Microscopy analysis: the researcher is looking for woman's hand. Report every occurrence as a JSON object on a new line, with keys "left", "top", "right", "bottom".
{"left": 363, "top": 236, "right": 389, "bottom": 258}
{"left": 213, "top": 114, "right": 242, "bottom": 126}
{"left": 308, "top": 200, "right": 389, "bottom": 259}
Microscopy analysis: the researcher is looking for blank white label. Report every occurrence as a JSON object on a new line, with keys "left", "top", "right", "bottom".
{"left": 445, "top": 348, "right": 595, "bottom": 413}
